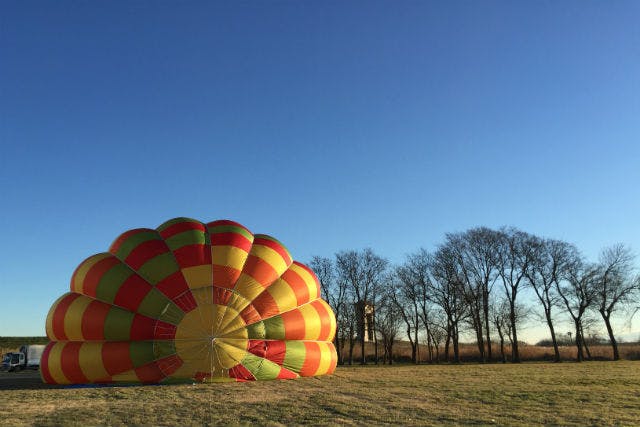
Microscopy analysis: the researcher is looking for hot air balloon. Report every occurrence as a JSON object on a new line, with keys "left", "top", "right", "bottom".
{"left": 41, "top": 218, "right": 337, "bottom": 384}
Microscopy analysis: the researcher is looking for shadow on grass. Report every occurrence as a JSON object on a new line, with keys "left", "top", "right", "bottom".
{"left": 0, "top": 370, "right": 58, "bottom": 390}
{"left": 0, "top": 370, "right": 192, "bottom": 391}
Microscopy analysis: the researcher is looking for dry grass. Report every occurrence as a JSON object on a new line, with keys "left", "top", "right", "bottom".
{"left": 4, "top": 338, "right": 639, "bottom": 364}
{"left": 1, "top": 361, "right": 639, "bottom": 426}
{"left": 343, "top": 341, "right": 640, "bottom": 363}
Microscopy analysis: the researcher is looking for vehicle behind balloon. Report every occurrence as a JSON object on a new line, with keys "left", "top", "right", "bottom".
{"left": 1, "top": 345, "right": 45, "bottom": 372}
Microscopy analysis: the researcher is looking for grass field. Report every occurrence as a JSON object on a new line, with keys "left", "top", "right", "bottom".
{"left": 1, "top": 362, "right": 638, "bottom": 426}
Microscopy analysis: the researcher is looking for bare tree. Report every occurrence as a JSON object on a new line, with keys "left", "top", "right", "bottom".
{"left": 594, "top": 244, "right": 638, "bottom": 360}
{"left": 345, "top": 298, "right": 357, "bottom": 365}
{"left": 430, "top": 244, "right": 468, "bottom": 363}
{"left": 420, "top": 305, "right": 436, "bottom": 363}
{"left": 525, "top": 238, "right": 578, "bottom": 362}
{"left": 444, "top": 233, "right": 486, "bottom": 361}
{"left": 556, "top": 259, "right": 600, "bottom": 361}
{"left": 310, "top": 256, "right": 348, "bottom": 365}
{"left": 428, "top": 315, "right": 448, "bottom": 362}
{"left": 335, "top": 249, "right": 388, "bottom": 365}
{"left": 496, "top": 228, "right": 536, "bottom": 363}
{"left": 579, "top": 315, "right": 601, "bottom": 360}
{"left": 492, "top": 298, "right": 511, "bottom": 363}
{"left": 400, "top": 249, "right": 435, "bottom": 362}
{"left": 459, "top": 228, "right": 501, "bottom": 361}
{"left": 375, "top": 289, "right": 401, "bottom": 365}
{"left": 391, "top": 269, "right": 421, "bottom": 363}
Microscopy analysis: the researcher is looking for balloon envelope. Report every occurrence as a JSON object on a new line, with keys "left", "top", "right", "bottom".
{"left": 42, "top": 218, "right": 337, "bottom": 384}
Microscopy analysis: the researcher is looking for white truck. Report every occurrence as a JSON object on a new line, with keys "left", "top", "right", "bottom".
{"left": 1, "top": 345, "right": 46, "bottom": 371}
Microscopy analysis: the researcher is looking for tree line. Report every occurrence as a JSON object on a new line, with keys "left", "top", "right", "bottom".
{"left": 310, "top": 227, "right": 640, "bottom": 365}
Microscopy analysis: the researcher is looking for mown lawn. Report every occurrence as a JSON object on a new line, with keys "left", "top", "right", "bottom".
{"left": 1, "top": 361, "right": 638, "bottom": 426}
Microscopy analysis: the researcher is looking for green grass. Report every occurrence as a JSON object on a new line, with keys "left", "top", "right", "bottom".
{"left": 1, "top": 362, "right": 639, "bottom": 426}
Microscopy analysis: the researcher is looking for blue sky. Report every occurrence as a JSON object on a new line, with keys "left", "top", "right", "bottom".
{"left": 1, "top": 1, "right": 639, "bottom": 339}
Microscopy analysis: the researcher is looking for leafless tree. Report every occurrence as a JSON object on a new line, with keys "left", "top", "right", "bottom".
{"left": 594, "top": 244, "right": 638, "bottom": 360}
{"left": 429, "top": 244, "right": 468, "bottom": 363}
{"left": 444, "top": 233, "right": 486, "bottom": 361}
{"left": 375, "top": 289, "right": 401, "bottom": 364}
{"left": 428, "top": 315, "right": 448, "bottom": 362}
{"left": 310, "top": 256, "right": 348, "bottom": 365}
{"left": 400, "top": 249, "right": 435, "bottom": 362}
{"left": 525, "top": 238, "right": 578, "bottom": 362}
{"left": 313, "top": 227, "right": 639, "bottom": 366}
{"left": 496, "top": 228, "right": 536, "bottom": 363}
{"left": 492, "top": 297, "right": 511, "bottom": 363}
{"left": 391, "top": 268, "right": 421, "bottom": 363}
{"left": 335, "top": 249, "right": 388, "bottom": 365}
{"left": 458, "top": 228, "right": 501, "bottom": 360}
{"left": 345, "top": 299, "right": 357, "bottom": 365}
{"left": 579, "top": 315, "right": 602, "bottom": 359}
{"left": 556, "top": 259, "right": 600, "bottom": 361}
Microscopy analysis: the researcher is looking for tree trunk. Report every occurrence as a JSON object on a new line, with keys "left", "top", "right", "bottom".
{"left": 475, "top": 323, "right": 484, "bottom": 362}
{"left": 510, "top": 297, "right": 520, "bottom": 363}
{"left": 444, "top": 321, "right": 451, "bottom": 362}
{"left": 453, "top": 324, "right": 460, "bottom": 363}
{"left": 360, "top": 333, "right": 366, "bottom": 365}
{"left": 602, "top": 312, "right": 620, "bottom": 361}
{"left": 574, "top": 319, "right": 583, "bottom": 362}
{"left": 381, "top": 337, "right": 388, "bottom": 365}
{"left": 583, "top": 338, "right": 592, "bottom": 360}
{"left": 444, "top": 335, "right": 450, "bottom": 362}
{"left": 474, "top": 311, "right": 485, "bottom": 362}
{"left": 348, "top": 322, "right": 355, "bottom": 365}
{"left": 373, "top": 334, "right": 379, "bottom": 365}
{"left": 414, "top": 312, "right": 419, "bottom": 364}
{"left": 580, "top": 322, "right": 592, "bottom": 360}
{"left": 425, "top": 322, "right": 433, "bottom": 363}
{"left": 496, "top": 321, "right": 506, "bottom": 363}
{"left": 483, "top": 288, "right": 492, "bottom": 361}
{"left": 411, "top": 342, "right": 417, "bottom": 364}
{"left": 373, "top": 310, "right": 379, "bottom": 365}
{"left": 339, "top": 336, "right": 346, "bottom": 365}
{"left": 545, "top": 309, "right": 560, "bottom": 363}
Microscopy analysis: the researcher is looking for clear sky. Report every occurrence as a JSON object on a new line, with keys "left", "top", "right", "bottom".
{"left": 1, "top": 1, "right": 639, "bottom": 340}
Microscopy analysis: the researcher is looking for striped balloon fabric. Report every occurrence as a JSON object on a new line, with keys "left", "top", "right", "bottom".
{"left": 42, "top": 218, "right": 337, "bottom": 384}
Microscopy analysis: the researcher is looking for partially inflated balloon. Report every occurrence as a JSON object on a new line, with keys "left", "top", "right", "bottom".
{"left": 41, "top": 218, "right": 337, "bottom": 384}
